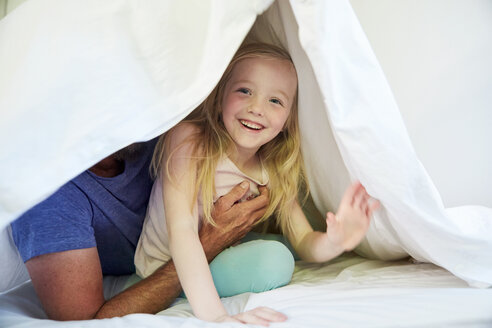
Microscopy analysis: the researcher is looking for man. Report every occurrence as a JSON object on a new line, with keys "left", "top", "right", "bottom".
{"left": 11, "top": 140, "right": 273, "bottom": 320}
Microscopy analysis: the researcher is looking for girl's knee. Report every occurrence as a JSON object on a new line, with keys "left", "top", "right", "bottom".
{"left": 255, "top": 240, "right": 295, "bottom": 283}
{"left": 233, "top": 240, "right": 294, "bottom": 288}
{"left": 210, "top": 240, "right": 294, "bottom": 297}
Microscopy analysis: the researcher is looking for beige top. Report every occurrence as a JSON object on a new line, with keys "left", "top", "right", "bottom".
{"left": 134, "top": 156, "right": 268, "bottom": 278}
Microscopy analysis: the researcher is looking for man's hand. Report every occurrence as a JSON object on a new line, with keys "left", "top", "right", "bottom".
{"left": 200, "top": 181, "right": 269, "bottom": 261}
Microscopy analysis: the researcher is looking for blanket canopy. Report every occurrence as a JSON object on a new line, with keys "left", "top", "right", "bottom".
{"left": 0, "top": 0, "right": 490, "bottom": 293}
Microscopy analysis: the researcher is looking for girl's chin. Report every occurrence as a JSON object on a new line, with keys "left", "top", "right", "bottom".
{"left": 230, "top": 143, "right": 262, "bottom": 156}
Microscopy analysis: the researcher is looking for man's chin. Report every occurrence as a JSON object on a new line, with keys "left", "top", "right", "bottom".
{"left": 113, "top": 143, "right": 146, "bottom": 162}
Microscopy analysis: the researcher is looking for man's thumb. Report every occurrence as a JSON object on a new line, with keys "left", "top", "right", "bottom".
{"left": 220, "top": 181, "right": 249, "bottom": 208}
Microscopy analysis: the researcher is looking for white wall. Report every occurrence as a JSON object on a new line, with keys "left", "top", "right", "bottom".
{"left": 350, "top": 0, "right": 492, "bottom": 207}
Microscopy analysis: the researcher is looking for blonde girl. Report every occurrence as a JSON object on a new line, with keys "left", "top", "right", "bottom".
{"left": 135, "top": 42, "right": 379, "bottom": 325}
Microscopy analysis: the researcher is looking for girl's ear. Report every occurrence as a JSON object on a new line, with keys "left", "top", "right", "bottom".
{"left": 283, "top": 113, "right": 292, "bottom": 131}
{"left": 218, "top": 107, "right": 223, "bottom": 121}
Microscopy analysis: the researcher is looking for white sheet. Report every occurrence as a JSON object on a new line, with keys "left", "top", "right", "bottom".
{"left": 2, "top": 254, "right": 491, "bottom": 327}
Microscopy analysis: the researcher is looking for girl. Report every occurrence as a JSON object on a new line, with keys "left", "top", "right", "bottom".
{"left": 135, "top": 43, "right": 379, "bottom": 325}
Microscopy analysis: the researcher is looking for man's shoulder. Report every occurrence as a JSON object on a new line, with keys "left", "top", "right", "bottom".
{"left": 23, "top": 179, "right": 93, "bottom": 220}
{"left": 11, "top": 179, "right": 96, "bottom": 263}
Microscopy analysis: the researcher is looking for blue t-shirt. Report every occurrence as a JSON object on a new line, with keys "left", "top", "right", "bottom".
{"left": 11, "top": 139, "right": 157, "bottom": 275}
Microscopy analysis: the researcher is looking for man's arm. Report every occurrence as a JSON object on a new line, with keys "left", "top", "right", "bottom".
{"left": 25, "top": 248, "right": 105, "bottom": 320}
{"left": 26, "top": 182, "right": 269, "bottom": 320}
{"left": 97, "top": 182, "right": 269, "bottom": 318}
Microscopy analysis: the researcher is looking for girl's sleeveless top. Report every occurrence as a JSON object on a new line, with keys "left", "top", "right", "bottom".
{"left": 134, "top": 156, "right": 268, "bottom": 278}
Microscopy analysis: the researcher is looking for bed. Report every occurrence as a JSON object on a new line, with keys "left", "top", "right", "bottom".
{"left": 0, "top": 0, "right": 491, "bottom": 327}
{"left": 2, "top": 253, "right": 492, "bottom": 327}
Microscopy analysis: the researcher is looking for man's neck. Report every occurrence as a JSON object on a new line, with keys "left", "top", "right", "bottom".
{"left": 88, "top": 155, "right": 124, "bottom": 178}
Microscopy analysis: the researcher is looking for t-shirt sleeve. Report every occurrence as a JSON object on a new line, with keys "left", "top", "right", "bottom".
{"left": 11, "top": 182, "right": 96, "bottom": 263}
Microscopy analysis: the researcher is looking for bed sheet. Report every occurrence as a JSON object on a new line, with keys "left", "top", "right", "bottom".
{"left": 1, "top": 253, "right": 491, "bottom": 327}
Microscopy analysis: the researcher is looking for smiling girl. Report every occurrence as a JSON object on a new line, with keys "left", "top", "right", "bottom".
{"left": 134, "top": 43, "right": 379, "bottom": 325}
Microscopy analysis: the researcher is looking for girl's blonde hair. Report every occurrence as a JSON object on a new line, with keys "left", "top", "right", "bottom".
{"left": 152, "top": 42, "right": 308, "bottom": 236}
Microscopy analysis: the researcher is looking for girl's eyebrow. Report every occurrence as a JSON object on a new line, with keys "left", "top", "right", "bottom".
{"left": 232, "top": 80, "right": 290, "bottom": 102}
{"left": 275, "top": 90, "right": 290, "bottom": 102}
{"left": 232, "top": 80, "right": 253, "bottom": 86}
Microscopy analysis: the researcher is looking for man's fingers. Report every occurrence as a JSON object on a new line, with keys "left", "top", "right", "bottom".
{"left": 233, "top": 186, "right": 269, "bottom": 224}
{"left": 244, "top": 192, "right": 269, "bottom": 211}
{"left": 258, "top": 185, "right": 268, "bottom": 195}
{"left": 215, "top": 181, "right": 250, "bottom": 210}
{"left": 250, "top": 206, "right": 268, "bottom": 223}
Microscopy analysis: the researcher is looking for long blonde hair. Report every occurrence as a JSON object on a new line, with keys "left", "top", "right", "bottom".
{"left": 152, "top": 42, "right": 308, "bottom": 236}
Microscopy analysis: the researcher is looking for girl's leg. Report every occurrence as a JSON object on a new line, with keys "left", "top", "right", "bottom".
{"left": 240, "top": 231, "right": 300, "bottom": 260}
{"left": 209, "top": 240, "right": 294, "bottom": 298}
{"left": 124, "top": 239, "right": 295, "bottom": 298}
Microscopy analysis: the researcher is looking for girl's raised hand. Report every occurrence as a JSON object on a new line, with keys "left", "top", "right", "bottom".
{"left": 325, "top": 182, "right": 380, "bottom": 252}
{"left": 215, "top": 307, "right": 287, "bottom": 326}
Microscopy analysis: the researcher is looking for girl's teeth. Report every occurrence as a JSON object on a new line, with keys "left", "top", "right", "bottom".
{"left": 240, "top": 120, "right": 262, "bottom": 130}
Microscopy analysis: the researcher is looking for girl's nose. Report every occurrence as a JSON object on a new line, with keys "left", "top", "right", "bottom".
{"left": 247, "top": 101, "right": 264, "bottom": 117}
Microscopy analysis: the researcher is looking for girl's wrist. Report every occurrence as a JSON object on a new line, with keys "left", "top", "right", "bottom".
{"left": 323, "top": 230, "right": 346, "bottom": 255}
{"left": 196, "top": 306, "right": 228, "bottom": 322}
{"left": 212, "top": 313, "right": 232, "bottom": 323}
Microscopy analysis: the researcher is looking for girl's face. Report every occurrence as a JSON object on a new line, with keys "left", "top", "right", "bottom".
{"left": 221, "top": 56, "right": 297, "bottom": 157}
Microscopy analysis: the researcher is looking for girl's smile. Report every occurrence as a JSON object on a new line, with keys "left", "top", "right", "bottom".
{"left": 239, "top": 119, "right": 264, "bottom": 131}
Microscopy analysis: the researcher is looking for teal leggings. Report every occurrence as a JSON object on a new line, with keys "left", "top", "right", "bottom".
{"left": 125, "top": 234, "right": 295, "bottom": 298}
{"left": 210, "top": 238, "right": 295, "bottom": 297}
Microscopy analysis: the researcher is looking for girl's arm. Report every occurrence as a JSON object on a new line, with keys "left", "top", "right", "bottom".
{"left": 163, "top": 123, "right": 227, "bottom": 321}
{"left": 286, "top": 182, "right": 379, "bottom": 263}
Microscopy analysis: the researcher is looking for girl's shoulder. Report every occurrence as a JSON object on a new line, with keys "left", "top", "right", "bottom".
{"left": 169, "top": 121, "right": 200, "bottom": 139}
{"left": 167, "top": 122, "right": 201, "bottom": 150}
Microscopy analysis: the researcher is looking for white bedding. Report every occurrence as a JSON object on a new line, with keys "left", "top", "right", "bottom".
{"left": 2, "top": 254, "right": 491, "bottom": 327}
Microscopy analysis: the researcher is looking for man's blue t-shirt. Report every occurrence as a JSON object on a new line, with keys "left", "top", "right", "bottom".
{"left": 11, "top": 139, "right": 157, "bottom": 275}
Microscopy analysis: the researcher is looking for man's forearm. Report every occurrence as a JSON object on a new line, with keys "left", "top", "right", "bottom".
{"left": 94, "top": 231, "right": 224, "bottom": 319}
{"left": 93, "top": 180, "right": 261, "bottom": 319}
{"left": 94, "top": 260, "right": 182, "bottom": 318}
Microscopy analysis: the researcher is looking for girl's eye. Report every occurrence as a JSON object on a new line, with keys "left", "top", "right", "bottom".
{"left": 270, "top": 98, "right": 283, "bottom": 106}
{"left": 237, "top": 88, "right": 251, "bottom": 95}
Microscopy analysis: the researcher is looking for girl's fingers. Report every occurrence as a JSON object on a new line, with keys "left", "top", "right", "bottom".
{"left": 342, "top": 181, "right": 362, "bottom": 206}
{"left": 252, "top": 307, "right": 288, "bottom": 322}
{"left": 359, "top": 193, "right": 369, "bottom": 211}
{"left": 353, "top": 186, "right": 366, "bottom": 208}
{"left": 368, "top": 200, "right": 380, "bottom": 216}
{"left": 326, "top": 212, "right": 337, "bottom": 227}
{"left": 235, "top": 312, "right": 269, "bottom": 326}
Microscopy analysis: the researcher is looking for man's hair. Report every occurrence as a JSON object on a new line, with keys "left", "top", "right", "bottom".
{"left": 152, "top": 42, "right": 308, "bottom": 235}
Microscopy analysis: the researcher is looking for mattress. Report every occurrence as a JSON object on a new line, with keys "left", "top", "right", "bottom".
{"left": 1, "top": 253, "right": 491, "bottom": 327}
